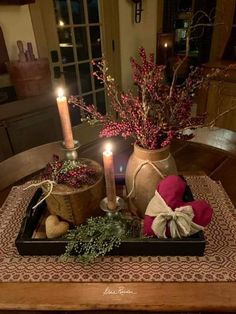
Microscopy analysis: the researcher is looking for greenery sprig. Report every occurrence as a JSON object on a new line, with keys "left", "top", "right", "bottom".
{"left": 61, "top": 214, "right": 140, "bottom": 264}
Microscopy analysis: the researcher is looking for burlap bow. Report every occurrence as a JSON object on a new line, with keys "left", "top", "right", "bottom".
{"left": 145, "top": 191, "right": 204, "bottom": 238}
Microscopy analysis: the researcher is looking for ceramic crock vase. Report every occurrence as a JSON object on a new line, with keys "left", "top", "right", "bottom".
{"left": 125, "top": 143, "right": 177, "bottom": 218}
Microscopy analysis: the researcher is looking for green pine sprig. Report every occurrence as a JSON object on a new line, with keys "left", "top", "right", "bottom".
{"left": 61, "top": 214, "right": 137, "bottom": 264}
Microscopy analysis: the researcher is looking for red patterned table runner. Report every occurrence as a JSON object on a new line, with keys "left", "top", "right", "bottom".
{"left": 0, "top": 176, "right": 236, "bottom": 283}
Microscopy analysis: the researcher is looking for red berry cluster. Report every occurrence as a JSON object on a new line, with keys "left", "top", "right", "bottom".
{"left": 42, "top": 155, "right": 98, "bottom": 188}
{"left": 69, "top": 47, "right": 225, "bottom": 150}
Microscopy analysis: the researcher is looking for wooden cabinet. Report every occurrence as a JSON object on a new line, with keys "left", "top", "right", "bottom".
{"left": 197, "top": 63, "right": 236, "bottom": 132}
{"left": 6, "top": 107, "right": 62, "bottom": 154}
{"left": 0, "top": 95, "right": 62, "bottom": 160}
{"left": 210, "top": 0, "right": 236, "bottom": 63}
{"left": 206, "top": 80, "right": 236, "bottom": 132}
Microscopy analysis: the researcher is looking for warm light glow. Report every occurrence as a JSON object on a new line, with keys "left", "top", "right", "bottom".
{"left": 59, "top": 20, "right": 64, "bottom": 27}
{"left": 104, "top": 142, "right": 112, "bottom": 156}
{"left": 164, "top": 42, "right": 168, "bottom": 48}
{"left": 57, "top": 88, "right": 64, "bottom": 98}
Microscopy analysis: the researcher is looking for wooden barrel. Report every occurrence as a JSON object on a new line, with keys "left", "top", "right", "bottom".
{"left": 7, "top": 58, "right": 51, "bottom": 99}
{"left": 42, "top": 159, "right": 105, "bottom": 226}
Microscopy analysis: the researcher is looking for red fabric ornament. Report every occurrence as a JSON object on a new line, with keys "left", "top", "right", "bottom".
{"left": 143, "top": 175, "right": 213, "bottom": 238}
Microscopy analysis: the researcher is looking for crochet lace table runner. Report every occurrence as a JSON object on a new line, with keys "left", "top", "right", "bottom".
{"left": 0, "top": 175, "right": 236, "bottom": 283}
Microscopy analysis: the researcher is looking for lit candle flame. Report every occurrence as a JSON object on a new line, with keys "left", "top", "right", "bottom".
{"left": 104, "top": 142, "right": 112, "bottom": 156}
{"left": 59, "top": 20, "right": 64, "bottom": 27}
{"left": 164, "top": 42, "right": 168, "bottom": 48}
{"left": 57, "top": 88, "right": 64, "bottom": 98}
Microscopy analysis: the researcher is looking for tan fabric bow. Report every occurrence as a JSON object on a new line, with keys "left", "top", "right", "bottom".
{"left": 145, "top": 191, "right": 204, "bottom": 238}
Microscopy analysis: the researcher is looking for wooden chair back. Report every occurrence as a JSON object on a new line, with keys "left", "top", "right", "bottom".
{"left": 1, "top": 127, "right": 236, "bottom": 192}
{"left": 191, "top": 127, "right": 236, "bottom": 156}
{"left": 0, "top": 141, "right": 64, "bottom": 191}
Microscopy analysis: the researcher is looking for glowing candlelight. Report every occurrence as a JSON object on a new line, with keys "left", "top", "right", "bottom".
{"left": 103, "top": 142, "right": 117, "bottom": 210}
{"left": 56, "top": 88, "right": 74, "bottom": 149}
{"left": 59, "top": 20, "right": 64, "bottom": 27}
{"left": 163, "top": 42, "right": 168, "bottom": 64}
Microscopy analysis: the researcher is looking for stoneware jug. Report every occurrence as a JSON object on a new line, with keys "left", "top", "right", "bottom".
{"left": 125, "top": 143, "right": 177, "bottom": 218}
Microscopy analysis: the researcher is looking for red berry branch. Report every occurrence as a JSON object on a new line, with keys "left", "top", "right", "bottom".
{"left": 42, "top": 155, "right": 99, "bottom": 188}
{"left": 69, "top": 47, "right": 234, "bottom": 150}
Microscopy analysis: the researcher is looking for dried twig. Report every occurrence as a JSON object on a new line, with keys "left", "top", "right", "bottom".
{"left": 169, "top": 56, "right": 188, "bottom": 98}
{"left": 209, "top": 104, "right": 236, "bottom": 127}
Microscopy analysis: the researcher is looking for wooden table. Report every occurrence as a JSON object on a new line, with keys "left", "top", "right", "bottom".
{"left": 1, "top": 127, "right": 236, "bottom": 313}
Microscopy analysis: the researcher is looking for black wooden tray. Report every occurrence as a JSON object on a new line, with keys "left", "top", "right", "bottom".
{"left": 15, "top": 186, "right": 206, "bottom": 257}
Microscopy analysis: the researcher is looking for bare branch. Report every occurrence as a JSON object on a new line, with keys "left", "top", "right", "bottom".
{"left": 190, "top": 28, "right": 205, "bottom": 41}
{"left": 189, "top": 22, "right": 224, "bottom": 30}
{"left": 192, "top": 10, "right": 212, "bottom": 26}
{"left": 209, "top": 105, "right": 236, "bottom": 127}
{"left": 176, "top": 105, "right": 236, "bottom": 133}
{"left": 170, "top": 8, "right": 224, "bottom": 99}
{"left": 169, "top": 56, "right": 188, "bottom": 98}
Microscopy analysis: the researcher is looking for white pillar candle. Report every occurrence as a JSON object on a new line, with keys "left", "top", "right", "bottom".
{"left": 56, "top": 88, "right": 74, "bottom": 149}
{"left": 103, "top": 143, "right": 117, "bottom": 210}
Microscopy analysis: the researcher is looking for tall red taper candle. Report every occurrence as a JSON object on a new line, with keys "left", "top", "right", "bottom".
{"left": 56, "top": 88, "right": 74, "bottom": 149}
{"left": 103, "top": 143, "right": 117, "bottom": 210}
